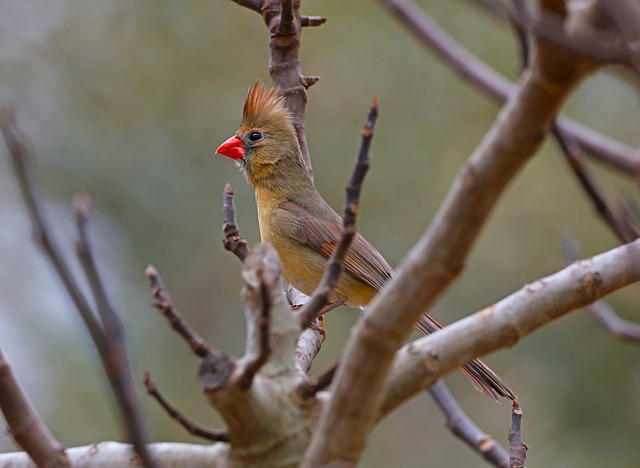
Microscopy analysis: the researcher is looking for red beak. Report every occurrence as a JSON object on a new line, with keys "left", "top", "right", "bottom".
{"left": 216, "top": 135, "right": 245, "bottom": 160}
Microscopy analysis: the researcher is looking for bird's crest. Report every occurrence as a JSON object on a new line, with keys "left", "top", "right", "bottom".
{"left": 242, "top": 81, "right": 288, "bottom": 129}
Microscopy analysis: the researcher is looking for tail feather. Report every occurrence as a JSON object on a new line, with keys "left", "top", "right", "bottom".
{"left": 416, "top": 314, "right": 516, "bottom": 402}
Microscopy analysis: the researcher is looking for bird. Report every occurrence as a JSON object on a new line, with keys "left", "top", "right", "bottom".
{"left": 215, "top": 81, "right": 515, "bottom": 402}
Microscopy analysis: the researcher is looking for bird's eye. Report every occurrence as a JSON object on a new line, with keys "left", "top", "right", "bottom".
{"left": 248, "top": 131, "right": 263, "bottom": 142}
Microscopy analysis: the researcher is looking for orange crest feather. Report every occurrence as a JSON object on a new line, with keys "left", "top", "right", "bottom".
{"left": 242, "top": 81, "right": 288, "bottom": 128}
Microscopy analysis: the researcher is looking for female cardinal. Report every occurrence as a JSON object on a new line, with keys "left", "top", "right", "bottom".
{"left": 216, "top": 81, "right": 515, "bottom": 401}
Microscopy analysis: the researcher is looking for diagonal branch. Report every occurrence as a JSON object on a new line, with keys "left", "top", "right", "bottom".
{"left": 428, "top": 381, "right": 509, "bottom": 468}
{"left": 379, "top": 0, "right": 640, "bottom": 176}
{"left": 146, "top": 265, "right": 217, "bottom": 359}
{"left": 0, "top": 346, "right": 70, "bottom": 468}
{"left": 143, "top": 371, "right": 229, "bottom": 442}
{"left": 73, "top": 194, "right": 153, "bottom": 467}
{"left": 380, "top": 239, "right": 640, "bottom": 416}
{"left": 1, "top": 108, "right": 153, "bottom": 467}
{"left": 298, "top": 97, "right": 378, "bottom": 329}
{"left": 303, "top": 4, "right": 598, "bottom": 463}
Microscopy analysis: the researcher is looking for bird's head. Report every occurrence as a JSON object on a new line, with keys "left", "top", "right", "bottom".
{"left": 216, "top": 81, "right": 304, "bottom": 188}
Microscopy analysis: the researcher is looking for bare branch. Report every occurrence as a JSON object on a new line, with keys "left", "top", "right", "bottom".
{"left": 379, "top": 0, "right": 640, "bottom": 175}
{"left": 0, "top": 346, "right": 70, "bottom": 468}
{"left": 229, "top": 0, "right": 263, "bottom": 13}
{"left": 304, "top": 13, "right": 602, "bottom": 462}
{"left": 554, "top": 127, "right": 639, "bottom": 243}
{"left": 237, "top": 281, "right": 272, "bottom": 390}
{"left": 143, "top": 371, "right": 229, "bottom": 443}
{"left": 562, "top": 235, "right": 640, "bottom": 343}
{"left": 1, "top": 108, "right": 153, "bottom": 467}
{"left": 508, "top": 402, "right": 527, "bottom": 468}
{"left": 381, "top": 239, "right": 640, "bottom": 416}
{"left": 145, "top": 265, "right": 217, "bottom": 359}
{"left": 297, "top": 362, "right": 338, "bottom": 399}
{"left": 301, "top": 16, "right": 326, "bottom": 27}
{"left": 428, "top": 381, "right": 509, "bottom": 468}
{"left": 298, "top": 97, "right": 378, "bottom": 329}
{"left": 74, "top": 194, "right": 153, "bottom": 467}
{"left": 278, "top": 0, "right": 295, "bottom": 35}
{"left": 0, "top": 106, "right": 104, "bottom": 350}
{"left": 222, "top": 184, "right": 250, "bottom": 262}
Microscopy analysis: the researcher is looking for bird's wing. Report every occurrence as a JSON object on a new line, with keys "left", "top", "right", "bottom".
{"left": 278, "top": 201, "right": 393, "bottom": 290}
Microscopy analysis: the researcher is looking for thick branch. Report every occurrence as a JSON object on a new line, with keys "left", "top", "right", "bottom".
{"left": 0, "top": 347, "right": 70, "bottom": 468}
{"left": 0, "top": 442, "right": 229, "bottom": 467}
{"left": 381, "top": 239, "right": 640, "bottom": 415}
{"left": 379, "top": 0, "right": 640, "bottom": 175}
{"left": 303, "top": 10, "right": 596, "bottom": 464}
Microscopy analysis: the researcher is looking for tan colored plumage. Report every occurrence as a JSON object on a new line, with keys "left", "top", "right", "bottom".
{"left": 216, "top": 81, "right": 516, "bottom": 401}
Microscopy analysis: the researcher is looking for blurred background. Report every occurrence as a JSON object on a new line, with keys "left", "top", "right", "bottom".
{"left": 1, "top": 1, "right": 639, "bottom": 466}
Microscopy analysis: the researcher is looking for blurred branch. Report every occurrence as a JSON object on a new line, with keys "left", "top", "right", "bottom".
{"left": 222, "top": 184, "right": 250, "bottom": 262}
{"left": 0, "top": 346, "right": 70, "bottom": 468}
{"left": 0, "top": 108, "right": 153, "bottom": 467}
{"left": 304, "top": 2, "right": 598, "bottom": 462}
{"left": 143, "top": 371, "right": 229, "bottom": 442}
{"left": 73, "top": 194, "right": 153, "bottom": 467}
{"left": 298, "top": 97, "right": 377, "bottom": 329}
{"left": 428, "top": 381, "right": 509, "bottom": 468}
{"left": 297, "top": 362, "right": 338, "bottom": 399}
{"left": 562, "top": 235, "right": 640, "bottom": 343}
{"left": 381, "top": 239, "right": 640, "bottom": 416}
{"left": 379, "top": 0, "right": 640, "bottom": 176}
{"left": 508, "top": 402, "right": 527, "bottom": 468}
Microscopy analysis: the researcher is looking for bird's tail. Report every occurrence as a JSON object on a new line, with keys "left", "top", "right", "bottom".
{"left": 416, "top": 314, "right": 516, "bottom": 402}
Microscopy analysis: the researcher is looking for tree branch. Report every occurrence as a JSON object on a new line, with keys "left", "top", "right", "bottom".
{"left": 73, "top": 194, "right": 152, "bottom": 467}
{"left": 143, "top": 371, "right": 229, "bottom": 443}
{"left": 298, "top": 97, "right": 378, "bottom": 329}
{"left": 428, "top": 381, "right": 509, "bottom": 468}
{"left": 222, "top": 184, "right": 250, "bottom": 262}
{"left": 1, "top": 108, "right": 153, "bottom": 467}
{"left": 146, "top": 265, "right": 218, "bottom": 359}
{"left": 0, "top": 346, "right": 70, "bottom": 468}
{"left": 381, "top": 239, "right": 640, "bottom": 416}
{"left": 508, "top": 402, "right": 527, "bottom": 468}
{"left": 379, "top": 0, "right": 640, "bottom": 176}
{"left": 562, "top": 235, "right": 640, "bottom": 343}
{"left": 303, "top": 5, "right": 599, "bottom": 462}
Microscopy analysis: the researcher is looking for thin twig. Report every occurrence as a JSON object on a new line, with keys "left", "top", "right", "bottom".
{"left": 298, "top": 97, "right": 378, "bottom": 329}
{"left": 554, "top": 127, "right": 639, "bottom": 243}
{"left": 222, "top": 183, "right": 250, "bottom": 262}
{"left": 0, "top": 347, "right": 70, "bottom": 468}
{"left": 1, "top": 108, "right": 153, "bottom": 467}
{"left": 0, "top": 107, "right": 104, "bottom": 350}
{"left": 73, "top": 194, "right": 153, "bottom": 467}
{"left": 301, "top": 16, "right": 326, "bottom": 27}
{"left": 508, "top": 401, "right": 527, "bottom": 468}
{"left": 379, "top": 0, "right": 640, "bottom": 175}
{"left": 229, "top": 0, "right": 263, "bottom": 13}
{"left": 562, "top": 235, "right": 640, "bottom": 343}
{"left": 237, "top": 281, "right": 272, "bottom": 389}
{"left": 428, "top": 381, "right": 509, "bottom": 468}
{"left": 143, "top": 371, "right": 229, "bottom": 442}
{"left": 145, "top": 265, "right": 215, "bottom": 359}
{"left": 297, "top": 362, "right": 338, "bottom": 399}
